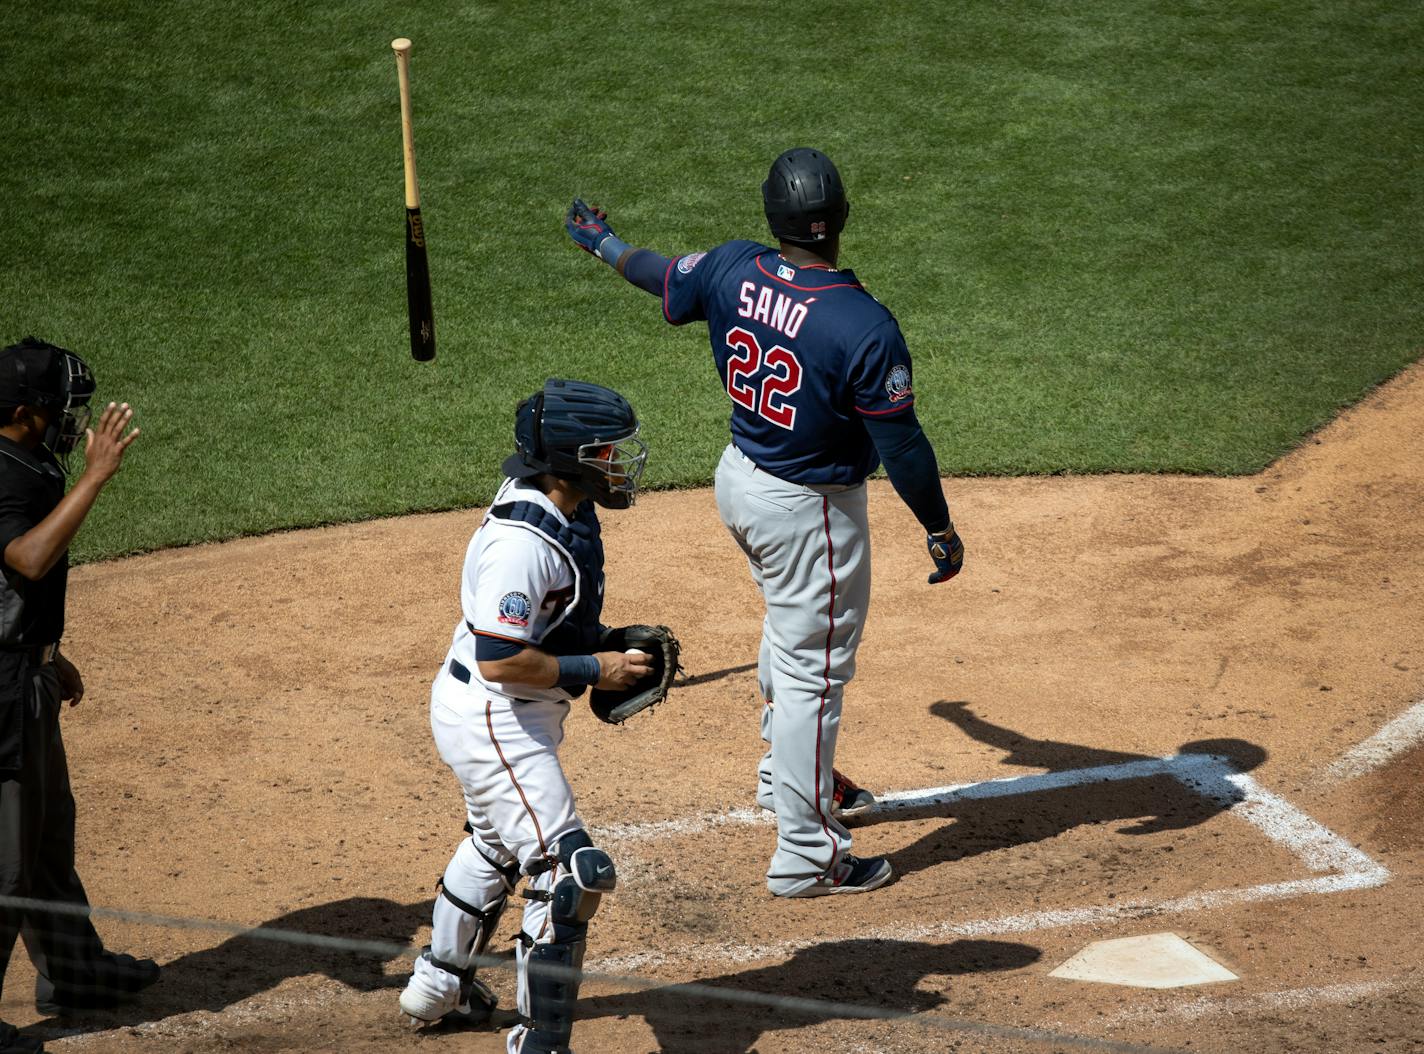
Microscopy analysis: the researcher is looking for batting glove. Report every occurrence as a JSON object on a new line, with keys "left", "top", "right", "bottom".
{"left": 565, "top": 198, "right": 623, "bottom": 263}
{"left": 926, "top": 524, "right": 964, "bottom": 584}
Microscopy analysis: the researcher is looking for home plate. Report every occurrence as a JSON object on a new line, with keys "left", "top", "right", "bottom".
{"left": 1049, "top": 932, "right": 1238, "bottom": 988}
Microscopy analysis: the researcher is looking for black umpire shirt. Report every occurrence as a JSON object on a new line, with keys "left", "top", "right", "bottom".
{"left": 0, "top": 434, "right": 67, "bottom": 769}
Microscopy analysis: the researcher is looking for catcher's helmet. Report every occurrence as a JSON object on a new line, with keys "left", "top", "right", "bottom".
{"left": 762, "top": 147, "right": 850, "bottom": 246}
{"left": 501, "top": 379, "right": 647, "bottom": 509}
{"left": 0, "top": 336, "right": 96, "bottom": 471}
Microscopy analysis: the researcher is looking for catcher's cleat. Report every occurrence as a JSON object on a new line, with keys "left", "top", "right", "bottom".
{"left": 832, "top": 768, "right": 876, "bottom": 818}
{"left": 776, "top": 854, "right": 894, "bottom": 898}
{"left": 399, "top": 952, "right": 497, "bottom": 1028}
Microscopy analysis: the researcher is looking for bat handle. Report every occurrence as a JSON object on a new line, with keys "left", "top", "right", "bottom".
{"left": 392, "top": 38, "right": 420, "bottom": 208}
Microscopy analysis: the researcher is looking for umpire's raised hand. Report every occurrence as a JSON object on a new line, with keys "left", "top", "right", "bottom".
{"left": 81, "top": 402, "right": 140, "bottom": 486}
{"left": 1, "top": 401, "right": 142, "bottom": 582}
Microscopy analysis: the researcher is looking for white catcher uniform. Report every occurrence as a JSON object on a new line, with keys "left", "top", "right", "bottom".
{"left": 402, "top": 475, "right": 617, "bottom": 1053}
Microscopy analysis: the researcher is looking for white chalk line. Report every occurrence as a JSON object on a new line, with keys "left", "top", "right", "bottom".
{"left": 598, "top": 758, "right": 1192, "bottom": 845}
{"left": 595, "top": 754, "right": 1389, "bottom": 975}
{"left": 1323, "top": 695, "right": 1424, "bottom": 782}
{"left": 598, "top": 804, "right": 771, "bottom": 842}
{"left": 1103, "top": 978, "right": 1402, "bottom": 1024}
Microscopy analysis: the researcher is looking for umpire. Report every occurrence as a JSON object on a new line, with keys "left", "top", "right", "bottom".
{"left": 0, "top": 337, "right": 153, "bottom": 1053}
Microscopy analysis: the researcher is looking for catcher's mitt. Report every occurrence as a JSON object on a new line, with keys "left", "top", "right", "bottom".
{"left": 590, "top": 624, "right": 681, "bottom": 724}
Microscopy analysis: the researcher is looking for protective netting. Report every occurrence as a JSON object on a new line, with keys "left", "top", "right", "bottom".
{"left": 0, "top": 892, "right": 1181, "bottom": 1053}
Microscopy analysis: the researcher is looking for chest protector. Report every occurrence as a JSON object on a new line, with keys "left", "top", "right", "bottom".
{"left": 486, "top": 498, "right": 605, "bottom": 668}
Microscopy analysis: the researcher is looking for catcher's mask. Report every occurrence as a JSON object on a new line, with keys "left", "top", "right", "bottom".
{"left": 0, "top": 336, "right": 96, "bottom": 473}
{"left": 762, "top": 147, "right": 850, "bottom": 246}
{"left": 502, "top": 379, "right": 648, "bottom": 509}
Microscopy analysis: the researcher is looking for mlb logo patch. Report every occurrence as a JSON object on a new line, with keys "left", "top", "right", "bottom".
{"left": 777, "top": 264, "right": 796, "bottom": 281}
{"left": 676, "top": 252, "right": 707, "bottom": 274}
{"left": 497, "top": 591, "right": 532, "bottom": 627}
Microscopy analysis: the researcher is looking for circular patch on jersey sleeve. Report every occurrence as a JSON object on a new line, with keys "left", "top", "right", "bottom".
{"left": 676, "top": 252, "right": 708, "bottom": 274}
{"left": 885, "top": 364, "right": 914, "bottom": 402}
{"left": 497, "top": 591, "right": 532, "bottom": 627}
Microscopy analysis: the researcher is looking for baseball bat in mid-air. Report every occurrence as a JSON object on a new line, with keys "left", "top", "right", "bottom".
{"left": 392, "top": 37, "right": 435, "bottom": 362}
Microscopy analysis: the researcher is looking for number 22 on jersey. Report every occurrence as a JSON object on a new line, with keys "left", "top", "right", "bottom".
{"left": 724, "top": 327, "right": 803, "bottom": 431}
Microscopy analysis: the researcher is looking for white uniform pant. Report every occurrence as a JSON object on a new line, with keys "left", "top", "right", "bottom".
{"left": 431, "top": 668, "right": 581, "bottom": 874}
{"left": 429, "top": 665, "right": 584, "bottom": 1051}
{"left": 714, "top": 444, "right": 871, "bottom": 895}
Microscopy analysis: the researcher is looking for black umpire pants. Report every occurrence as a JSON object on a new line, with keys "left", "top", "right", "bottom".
{"left": 0, "top": 653, "right": 106, "bottom": 1003}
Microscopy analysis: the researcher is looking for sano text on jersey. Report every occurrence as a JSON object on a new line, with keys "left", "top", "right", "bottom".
{"left": 737, "top": 281, "right": 811, "bottom": 339}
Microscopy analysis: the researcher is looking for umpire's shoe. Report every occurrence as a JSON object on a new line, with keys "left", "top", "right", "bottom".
{"left": 0, "top": 1021, "right": 43, "bottom": 1053}
{"left": 776, "top": 855, "right": 894, "bottom": 898}
{"left": 35, "top": 952, "right": 160, "bottom": 1015}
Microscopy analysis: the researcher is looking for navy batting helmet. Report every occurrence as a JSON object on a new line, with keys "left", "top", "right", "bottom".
{"left": 762, "top": 147, "right": 850, "bottom": 245}
{"left": 0, "top": 336, "right": 96, "bottom": 471}
{"left": 501, "top": 379, "right": 647, "bottom": 509}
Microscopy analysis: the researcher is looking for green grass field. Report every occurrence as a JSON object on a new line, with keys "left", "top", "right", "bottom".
{"left": 2, "top": 1, "right": 1420, "bottom": 561}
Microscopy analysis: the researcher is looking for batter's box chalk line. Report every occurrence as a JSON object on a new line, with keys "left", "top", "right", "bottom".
{"left": 596, "top": 753, "right": 1389, "bottom": 973}
{"left": 1322, "top": 695, "right": 1424, "bottom": 783}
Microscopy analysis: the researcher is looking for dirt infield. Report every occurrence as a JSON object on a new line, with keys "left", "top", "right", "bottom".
{"left": 3, "top": 364, "right": 1423, "bottom": 1053}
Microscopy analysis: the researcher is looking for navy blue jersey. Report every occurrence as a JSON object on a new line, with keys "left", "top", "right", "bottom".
{"left": 662, "top": 240, "right": 916, "bottom": 486}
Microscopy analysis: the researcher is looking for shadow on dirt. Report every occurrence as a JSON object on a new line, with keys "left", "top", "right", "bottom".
{"left": 30, "top": 896, "right": 438, "bottom": 1038}
{"left": 579, "top": 937, "right": 1040, "bottom": 1054}
{"left": 870, "top": 701, "right": 1268, "bottom": 881}
{"left": 680, "top": 661, "right": 759, "bottom": 688}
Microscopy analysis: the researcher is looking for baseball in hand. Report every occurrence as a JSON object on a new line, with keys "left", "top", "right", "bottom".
{"left": 626, "top": 649, "right": 649, "bottom": 659}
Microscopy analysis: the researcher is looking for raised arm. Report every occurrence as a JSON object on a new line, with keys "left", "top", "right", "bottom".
{"left": 564, "top": 198, "right": 673, "bottom": 297}
{"left": 2, "top": 403, "right": 139, "bottom": 581}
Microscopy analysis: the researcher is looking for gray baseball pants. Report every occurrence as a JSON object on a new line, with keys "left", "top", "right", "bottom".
{"left": 714, "top": 444, "right": 871, "bottom": 896}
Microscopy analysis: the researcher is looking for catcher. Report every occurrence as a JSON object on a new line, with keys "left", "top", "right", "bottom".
{"left": 400, "top": 379, "right": 678, "bottom": 1054}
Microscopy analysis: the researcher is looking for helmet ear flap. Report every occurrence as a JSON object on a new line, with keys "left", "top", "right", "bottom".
{"left": 514, "top": 391, "right": 547, "bottom": 461}
{"left": 505, "top": 390, "right": 552, "bottom": 479}
{"left": 528, "top": 390, "right": 546, "bottom": 463}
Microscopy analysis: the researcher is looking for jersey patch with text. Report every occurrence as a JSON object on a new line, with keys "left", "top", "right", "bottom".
{"left": 497, "top": 591, "right": 532, "bottom": 627}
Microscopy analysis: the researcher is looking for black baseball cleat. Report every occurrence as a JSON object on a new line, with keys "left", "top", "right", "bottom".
{"left": 775, "top": 854, "right": 894, "bottom": 898}
{"left": 760, "top": 768, "right": 878, "bottom": 819}
{"left": 35, "top": 953, "right": 160, "bottom": 1015}
{"left": 831, "top": 768, "right": 877, "bottom": 818}
{"left": 0, "top": 1021, "right": 43, "bottom": 1054}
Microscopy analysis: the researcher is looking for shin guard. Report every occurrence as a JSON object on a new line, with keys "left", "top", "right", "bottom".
{"left": 510, "top": 830, "right": 616, "bottom": 1053}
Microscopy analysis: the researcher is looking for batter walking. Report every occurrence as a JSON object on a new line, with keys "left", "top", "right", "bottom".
{"left": 565, "top": 148, "right": 964, "bottom": 897}
{"left": 399, "top": 380, "right": 651, "bottom": 1054}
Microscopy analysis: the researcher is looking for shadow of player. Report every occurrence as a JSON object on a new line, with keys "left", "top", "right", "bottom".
{"left": 873, "top": 701, "right": 1267, "bottom": 882}
{"left": 579, "top": 937, "right": 1039, "bottom": 1054}
{"left": 679, "top": 661, "right": 759, "bottom": 688}
{"left": 30, "top": 895, "right": 437, "bottom": 1038}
